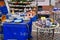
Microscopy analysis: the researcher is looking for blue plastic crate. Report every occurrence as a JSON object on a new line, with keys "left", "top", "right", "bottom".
{"left": 3, "top": 23, "right": 29, "bottom": 40}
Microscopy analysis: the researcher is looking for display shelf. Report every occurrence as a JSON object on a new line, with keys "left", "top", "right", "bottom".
{"left": 38, "top": 11, "right": 50, "bottom": 15}
{"left": 9, "top": 5, "right": 33, "bottom": 8}
{"left": 38, "top": 14, "right": 50, "bottom": 15}
{"left": 8, "top": 1, "right": 32, "bottom": 5}
{"left": 7, "top": 1, "right": 35, "bottom": 13}
{"left": 10, "top": 7, "right": 33, "bottom": 8}
{"left": 10, "top": 10, "right": 24, "bottom": 12}
{"left": 10, "top": 8, "right": 31, "bottom": 11}
{"left": 10, "top": 8, "right": 23, "bottom": 10}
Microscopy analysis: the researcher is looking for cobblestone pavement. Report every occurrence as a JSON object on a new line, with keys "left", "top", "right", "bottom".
{"left": 0, "top": 32, "right": 60, "bottom": 40}
{"left": 32, "top": 32, "right": 60, "bottom": 40}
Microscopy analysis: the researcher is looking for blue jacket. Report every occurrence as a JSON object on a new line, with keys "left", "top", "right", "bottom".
{"left": 0, "top": 5, "right": 8, "bottom": 15}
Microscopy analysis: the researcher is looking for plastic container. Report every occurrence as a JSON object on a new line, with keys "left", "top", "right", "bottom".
{"left": 3, "top": 23, "right": 28, "bottom": 40}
